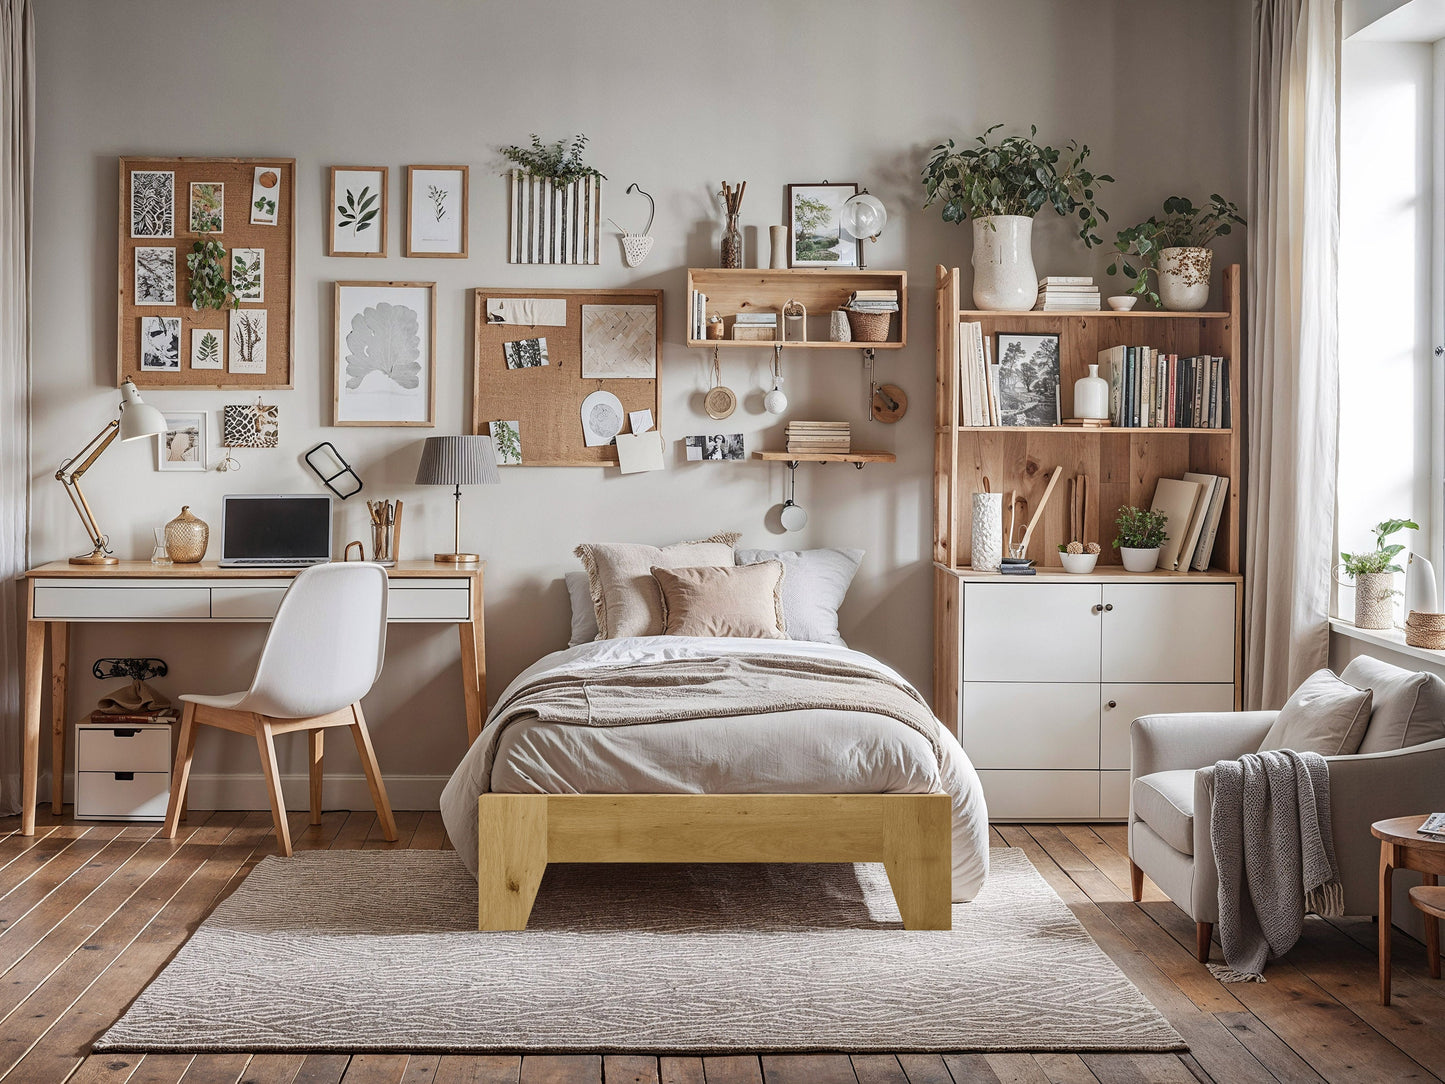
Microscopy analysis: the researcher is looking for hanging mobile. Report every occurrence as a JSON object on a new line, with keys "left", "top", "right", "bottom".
{"left": 779, "top": 460, "right": 808, "bottom": 532}
{"left": 764, "top": 345, "right": 788, "bottom": 415}
{"left": 705, "top": 348, "right": 737, "bottom": 420}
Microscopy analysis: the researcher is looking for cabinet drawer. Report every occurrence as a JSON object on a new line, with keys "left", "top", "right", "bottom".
{"left": 977, "top": 770, "right": 1100, "bottom": 820}
{"left": 387, "top": 587, "right": 470, "bottom": 621}
{"left": 211, "top": 586, "right": 287, "bottom": 619}
{"left": 1101, "top": 583, "right": 1235, "bottom": 683}
{"left": 76, "top": 725, "right": 173, "bottom": 772}
{"left": 33, "top": 585, "right": 210, "bottom": 620}
{"left": 1099, "top": 683, "right": 1236, "bottom": 770}
{"left": 962, "top": 682, "right": 1099, "bottom": 769}
{"left": 75, "top": 771, "right": 170, "bottom": 821}
{"left": 962, "top": 582, "right": 1101, "bottom": 682}
{"left": 1101, "top": 771, "right": 1131, "bottom": 820}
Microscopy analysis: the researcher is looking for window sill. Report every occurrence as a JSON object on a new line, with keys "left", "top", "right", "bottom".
{"left": 1329, "top": 617, "right": 1445, "bottom": 668}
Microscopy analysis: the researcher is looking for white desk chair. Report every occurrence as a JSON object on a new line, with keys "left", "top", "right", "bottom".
{"left": 163, "top": 561, "right": 398, "bottom": 855}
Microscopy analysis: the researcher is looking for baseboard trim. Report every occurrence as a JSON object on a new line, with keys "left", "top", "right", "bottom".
{"left": 46, "top": 771, "right": 449, "bottom": 812}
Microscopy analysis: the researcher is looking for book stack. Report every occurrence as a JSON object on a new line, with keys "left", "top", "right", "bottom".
{"left": 786, "top": 421, "right": 850, "bottom": 455}
{"left": 1148, "top": 472, "right": 1231, "bottom": 571}
{"left": 1034, "top": 276, "right": 1101, "bottom": 311}
{"left": 690, "top": 289, "right": 708, "bottom": 340}
{"left": 957, "top": 321, "right": 999, "bottom": 426}
{"left": 1098, "top": 346, "right": 1231, "bottom": 429}
{"left": 732, "top": 311, "right": 778, "bottom": 342}
{"left": 847, "top": 289, "right": 900, "bottom": 314}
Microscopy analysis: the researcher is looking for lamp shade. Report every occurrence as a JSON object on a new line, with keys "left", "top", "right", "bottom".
{"left": 117, "top": 379, "right": 168, "bottom": 441}
{"left": 415, "top": 435, "right": 501, "bottom": 486}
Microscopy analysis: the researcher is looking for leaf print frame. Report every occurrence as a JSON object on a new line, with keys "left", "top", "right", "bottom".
{"left": 333, "top": 281, "right": 436, "bottom": 427}
{"left": 328, "top": 166, "right": 388, "bottom": 257}
{"left": 405, "top": 165, "right": 468, "bottom": 258}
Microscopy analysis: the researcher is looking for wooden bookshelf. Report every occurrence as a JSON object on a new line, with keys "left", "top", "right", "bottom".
{"left": 686, "top": 268, "right": 906, "bottom": 349}
{"left": 754, "top": 450, "right": 896, "bottom": 465}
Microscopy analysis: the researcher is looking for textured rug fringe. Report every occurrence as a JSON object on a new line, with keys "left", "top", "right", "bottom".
{"left": 1208, "top": 963, "right": 1266, "bottom": 983}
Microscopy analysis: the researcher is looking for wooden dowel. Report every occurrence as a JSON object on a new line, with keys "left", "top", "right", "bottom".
{"left": 1019, "top": 466, "right": 1063, "bottom": 552}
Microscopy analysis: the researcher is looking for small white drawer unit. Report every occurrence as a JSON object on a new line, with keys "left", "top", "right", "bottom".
{"left": 75, "top": 719, "right": 176, "bottom": 821}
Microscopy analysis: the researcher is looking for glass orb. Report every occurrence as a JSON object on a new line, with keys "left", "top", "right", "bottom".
{"left": 839, "top": 193, "right": 888, "bottom": 241}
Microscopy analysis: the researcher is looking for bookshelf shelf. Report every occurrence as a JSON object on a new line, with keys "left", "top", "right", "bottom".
{"left": 685, "top": 338, "right": 904, "bottom": 350}
{"left": 755, "top": 450, "right": 896, "bottom": 465}
{"left": 936, "top": 425, "right": 1232, "bottom": 435}
{"left": 687, "top": 268, "right": 907, "bottom": 348}
{"left": 957, "top": 308, "right": 1231, "bottom": 321}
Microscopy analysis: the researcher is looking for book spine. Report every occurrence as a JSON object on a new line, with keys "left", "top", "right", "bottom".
{"left": 1210, "top": 357, "right": 1220, "bottom": 428}
{"left": 1168, "top": 354, "right": 1177, "bottom": 428}
{"left": 1156, "top": 351, "right": 1166, "bottom": 428}
{"left": 1221, "top": 357, "right": 1232, "bottom": 429}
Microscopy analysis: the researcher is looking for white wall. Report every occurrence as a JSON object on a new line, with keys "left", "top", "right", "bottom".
{"left": 28, "top": 0, "right": 1250, "bottom": 808}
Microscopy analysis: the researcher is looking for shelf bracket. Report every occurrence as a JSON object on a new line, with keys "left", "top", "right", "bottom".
{"left": 862, "top": 348, "right": 877, "bottom": 420}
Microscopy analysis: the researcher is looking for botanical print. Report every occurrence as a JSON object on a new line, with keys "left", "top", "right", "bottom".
{"left": 334, "top": 282, "right": 434, "bottom": 425}
{"left": 789, "top": 183, "right": 859, "bottom": 267}
{"left": 503, "top": 336, "right": 548, "bottom": 369}
{"left": 133, "top": 246, "right": 176, "bottom": 305}
{"left": 995, "top": 333, "right": 1061, "bottom": 427}
{"left": 130, "top": 170, "right": 174, "bottom": 238}
{"left": 425, "top": 185, "right": 448, "bottom": 230}
{"left": 407, "top": 166, "right": 466, "bottom": 254}
{"left": 158, "top": 412, "right": 206, "bottom": 472}
{"left": 685, "top": 434, "right": 745, "bottom": 461}
{"left": 345, "top": 302, "right": 421, "bottom": 390}
{"left": 222, "top": 402, "right": 279, "bottom": 448}
{"left": 231, "top": 248, "right": 264, "bottom": 302}
{"left": 580, "top": 304, "right": 657, "bottom": 379}
{"left": 189, "top": 182, "right": 224, "bottom": 233}
{"left": 490, "top": 420, "right": 521, "bottom": 466}
{"left": 250, "top": 166, "right": 281, "bottom": 225}
{"left": 190, "top": 328, "right": 224, "bottom": 370}
{"left": 140, "top": 316, "right": 181, "bottom": 370}
{"left": 229, "top": 309, "right": 268, "bottom": 374}
{"left": 331, "top": 168, "right": 384, "bottom": 255}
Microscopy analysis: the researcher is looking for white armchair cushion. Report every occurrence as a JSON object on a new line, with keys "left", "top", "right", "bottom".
{"left": 1132, "top": 770, "right": 1196, "bottom": 854}
{"left": 1257, "top": 669, "right": 1372, "bottom": 756}
{"left": 1342, "top": 655, "right": 1445, "bottom": 753}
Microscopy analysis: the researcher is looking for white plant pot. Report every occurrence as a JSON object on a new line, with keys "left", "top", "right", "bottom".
{"left": 971, "top": 215, "right": 1038, "bottom": 311}
{"left": 1120, "top": 546, "right": 1161, "bottom": 573}
{"left": 1157, "top": 247, "right": 1212, "bottom": 311}
{"left": 1060, "top": 552, "right": 1099, "bottom": 574}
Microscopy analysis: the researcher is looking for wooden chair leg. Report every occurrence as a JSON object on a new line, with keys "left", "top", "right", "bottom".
{"left": 349, "top": 703, "right": 397, "bottom": 842}
{"left": 1130, "top": 860, "right": 1144, "bottom": 902}
{"left": 308, "top": 729, "right": 324, "bottom": 826}
{"left": 1197, "top": 921, "right": 1213, "bottom": 964}
{"left": 163, "top": 702, "right": 199, "bottom": 839}
{"left": 254, "top": 718, "right": 292, "bottom": 857}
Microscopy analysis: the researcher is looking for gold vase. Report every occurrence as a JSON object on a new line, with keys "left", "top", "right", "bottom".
{"left": 164, "top": 506, "right": 208, "bottom": 564}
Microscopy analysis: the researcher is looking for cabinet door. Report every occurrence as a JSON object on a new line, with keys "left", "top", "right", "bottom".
{"left": 1100, "top": 583, "right": 1235, "bottom": 683}
{"left": 963, "top": 682, "right": 1100, "bottom": 769}
{"left": 1101, "top": 771, "right": 1131, "bottom": 820}
{"left": 1099, "top": 683, "right": 1236, "bottom": 770}
{"left": 977, "top": 770, "right": 1101, "bottom": 820}
{"left": 963, "top": 582, "right": 1102, "bottom": 682}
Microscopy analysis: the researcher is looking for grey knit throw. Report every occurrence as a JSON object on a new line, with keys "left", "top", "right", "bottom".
{"left": 1208, "top": 750, "right": 1343, "bottom": 982}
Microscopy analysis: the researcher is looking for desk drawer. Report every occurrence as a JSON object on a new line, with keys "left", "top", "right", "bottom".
{"left": 33, "top": 585, "right": 211, "bottom": 620}
{"left": 75, "top": 771, "right": 170, "bottom": 821}
{"left": 76, "top": 724, "right": 173, "bottom": 772}
{"left": 211, "top": 586, "right": 288, "bottom": 619}
{"left": 388, "top": 586, "right": 471, "bottom": 621}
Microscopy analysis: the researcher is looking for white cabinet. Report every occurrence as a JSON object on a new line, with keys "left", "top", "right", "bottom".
{"left": 954, "top": 574, "right": 1238, "bottom": 821}
{"left": 75, "top": 720, "right": 175, "bottom": 821}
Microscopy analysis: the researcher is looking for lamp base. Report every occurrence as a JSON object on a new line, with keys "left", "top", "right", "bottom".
{"left": 70, "top": 552, "right": 118, "bottom": 566}
{"left": 434, "top": 552, "right": 480, "bottom": 564}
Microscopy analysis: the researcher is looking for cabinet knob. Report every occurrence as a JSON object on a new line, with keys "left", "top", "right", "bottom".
{"left": 1104, "top": 603, "right": 1114, "bottom": 612}
{"left": 1092, "top": 604, "right": 1104, "bottom": 614}
{"left": 1106, "top": 699, "right": 1118, "bottom": 709}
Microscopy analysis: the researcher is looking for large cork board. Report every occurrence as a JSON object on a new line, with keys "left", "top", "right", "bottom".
{"left": 117, "top": 156, "right": 295, "bottom": 389}
{"left": 471, "top": 288, "right": 662, "bottom": 467}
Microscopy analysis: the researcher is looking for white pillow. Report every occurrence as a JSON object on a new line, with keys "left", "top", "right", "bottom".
{"left": 575, "top": 534, "right": 741, "bottom": 639}
{"left": 565, "top": 571, "right": 599, "bottom": 646}
{"left": 734, "top": 547, "right": 863, "bottom": 645}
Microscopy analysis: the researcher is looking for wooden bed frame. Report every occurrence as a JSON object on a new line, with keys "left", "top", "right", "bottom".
{"left": 476, "top": 792, "right": 953, "bottom": 931}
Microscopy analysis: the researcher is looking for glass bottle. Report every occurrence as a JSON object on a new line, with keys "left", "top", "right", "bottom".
{"left": 150, "top": 527, "right": 172, "bottom": 567}
{"left": 721, "top": 213, "right": 742, "bottom": 269}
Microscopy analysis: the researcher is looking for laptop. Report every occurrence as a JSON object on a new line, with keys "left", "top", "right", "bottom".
{"left": 219, "top": 494, "right": 333, "bottom": 568}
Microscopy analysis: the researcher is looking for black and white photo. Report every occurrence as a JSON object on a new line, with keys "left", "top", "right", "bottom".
{"left": 140, "top": 316, "right": 181, "bottom": 370}
{"left": 995, "top": 332, "right": 1061, "bottom": 427}
{"left": 130, "top": 170, "right": 174, "bottom": 238}
{"left": 158, "top": 411, "right": 206, "bottom": 472}
{"left": 504, "top": 336, "right": 549, "bottom": 369}
{"left": 134, "top": 246, "right": 176, "bottom": 305}
{"left": 685, "top": 433, "right": 745, "bottom": 461}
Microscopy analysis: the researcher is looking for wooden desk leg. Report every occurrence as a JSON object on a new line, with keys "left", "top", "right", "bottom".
{"left": 49, "top": 622, "right": 69, "bottom": 815}
{"left": 458, "top": 569, "right": 486, "bottom": 746}
{"left": 1380, "top": 840, "right": 1395, "bottom": 1005}
{"left": 1427, "top": 873, "right": 1441, "bottom": 982}
{"left": 22, "top": 619, "right": 45, "bottom": 835}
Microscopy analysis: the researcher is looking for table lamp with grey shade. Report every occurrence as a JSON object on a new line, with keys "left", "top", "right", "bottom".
{"left": 415, "top": 435, "right": 500, "bottom": 564}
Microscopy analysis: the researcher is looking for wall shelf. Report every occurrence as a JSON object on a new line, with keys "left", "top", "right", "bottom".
{"left": 687, "top": 268, "right": 906, "bottom": 348}
{"left": 958, "top": 308, "right": 1231, "bottom": 321}
{"left": 755, "top": 450, "right": 895, "bottom": 466}
{"left": 936, "top": 425, "right": 1232, "bottom": 436}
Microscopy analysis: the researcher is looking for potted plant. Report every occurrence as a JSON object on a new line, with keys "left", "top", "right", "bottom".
{"left": 1058, "top": 540, "right": 1101, "bottom": 574}
{"left": 921, "top": 124, "right": 1112, "bottom": 310}
{"left": 1113, "top": 506, "right": 1169, "bottom": 573}
{"left": 1105, "top": 194, "right": 1244, "bottom": 311}
{"left": 1341, "top": 517, "right": 1418, "bottom": 630}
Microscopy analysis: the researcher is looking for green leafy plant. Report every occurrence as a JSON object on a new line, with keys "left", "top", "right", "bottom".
{"left": 501, "top": 134, "right": 605, "bottom": 185}
{"left": 337, "top": 185, "right": 379, "bottom": 235}
{"left": 185, "top": 239, "right": 236, "bottom": 311}
{"left": 1113, "top": 506, "right": 1169, "bottom": 551}
{"left": 1106, "top": 194, "right": 1245, "bottom": 305}
{"left": 1341, "top": 517, "right": 1419, "bottom": 576}
{"left": 921, "top": 124, "right": 1113, "bottom": 247}
{"left": 492, "top": 420, "right": 521, "bottom": 464}
{"left": 253, "top": 194, "right": 277, "bottom": 218}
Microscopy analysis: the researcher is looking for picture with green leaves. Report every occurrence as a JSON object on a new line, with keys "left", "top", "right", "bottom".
{"left": 231, "top": 247, "right": 264, "bottom": 302}
{"left": 329, "top": 167, "right": 387, "bottom": 256}
{"left": 188, "top": 182, "right": 224, "bottom": 233}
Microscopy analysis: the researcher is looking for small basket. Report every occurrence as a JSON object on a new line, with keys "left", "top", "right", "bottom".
{"left": 1405, "top": 610, "right": 1445, "bottom": 650}
{"left": 846, "top": 308, "right": 892, "bottom": 342}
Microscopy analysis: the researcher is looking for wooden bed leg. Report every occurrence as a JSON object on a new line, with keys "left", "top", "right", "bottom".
{"left": 477, "top": 794, "right": 549, "bottom": 931}
{"left": 881, "top": 795, "right": 952, "bottom": 930}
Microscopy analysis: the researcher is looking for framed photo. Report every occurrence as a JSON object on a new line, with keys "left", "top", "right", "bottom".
{"left": 405, "top": 165, "right": 468, "bottom": 257}
{"left": 994, "top": 332, "right": 1061, "bottom": 427}
{"left": 685, "top": 434, "right": 745, "bottom": 461}
{"left": 328, "top": 166, "right": 388, "bottom": 257}
{"left": 129, "top": 170, "right": 173, "bottom": 238}
{"left": 334, "top": 280, "right": 436, "bottom": 426}
{"left": 157, "top": 411, "right": 206, "bottom": 472}
{"left": 786, "top": 181, "right": 859, "bottom": 267}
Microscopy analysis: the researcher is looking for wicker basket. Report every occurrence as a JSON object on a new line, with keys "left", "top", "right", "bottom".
{"left": 1405, "top": 610, "right": 1445, "bottom": 650}
{"left": 846, "top": 309, "right": 891, "bottom": 342}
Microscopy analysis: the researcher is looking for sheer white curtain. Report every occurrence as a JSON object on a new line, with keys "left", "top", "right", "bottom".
{"left": 0, "top": 0, "right": 33, "bottom": 815}
{"left": 1244, "top": 0, "right": 1339, "bottom": 709}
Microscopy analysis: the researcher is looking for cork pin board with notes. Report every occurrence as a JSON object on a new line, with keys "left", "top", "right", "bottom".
{"left": 471, "top": 288, "right": 662, "bottom": 466}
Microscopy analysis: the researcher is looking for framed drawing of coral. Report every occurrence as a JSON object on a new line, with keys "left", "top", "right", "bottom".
{"left": 333, "top": 281, "right": 436, "bottom": 427}
{"left": 329, "top": 166, "right": 388, "bottom": 257}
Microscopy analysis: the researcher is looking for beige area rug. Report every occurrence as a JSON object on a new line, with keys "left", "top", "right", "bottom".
{"left": 96, "top": 848, "right": 1184, "bottom": 1054}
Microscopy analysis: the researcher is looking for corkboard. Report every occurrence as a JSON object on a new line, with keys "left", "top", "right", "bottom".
{"left": 471, "top": 288, "right": 662, "bottom": 467}
{"left": 117, "top": 156, "right": 295, "bottom": 389}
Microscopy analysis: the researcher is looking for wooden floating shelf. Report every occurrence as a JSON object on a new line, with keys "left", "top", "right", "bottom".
{"left": 688, "top": 267, "right": 907, "bottom": 349}
{"left": 938, "top": 425, "right": 1232, "bottom": 435}
{"left": 687, "top": 338, "right": 903, "bottom": 350}
{"left": 755, "top": 450, "right": 896, "bottom": 465}
{"left": 959, "top": 309, "right": 1231, "bottom": 320}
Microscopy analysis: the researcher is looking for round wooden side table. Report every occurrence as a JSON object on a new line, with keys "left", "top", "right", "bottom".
{"left": 1371, "top": 815, "right": 1445, "bottom": 1005}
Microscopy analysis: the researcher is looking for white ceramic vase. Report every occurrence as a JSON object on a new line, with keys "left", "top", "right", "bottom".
{"left": 971, "top": 492, "right": 1003, "bottom": 572}
{"left": 1073, "top": 363, "right": 1110, "bottom": 420}
{"left": 1120, "top": 546, "right": 1161, "bottom": 573}
{"left": 971, "top": 215, "right": 1038, "bottom": 311}
{"left": 769, "top": 225, "right": 790, "bottom": 270}
{"left": 1157, "top": 247, "right": 1212, "bottom": 311}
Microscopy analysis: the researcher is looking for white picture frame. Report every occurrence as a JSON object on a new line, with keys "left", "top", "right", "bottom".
{"left": 405, "top": 165, "right": 468, "bottom": 257}
{"left": 157, "top": 411, "right": 207, "bottom": 472}
{"left": 333, "top": 280, "right": 436, "bottom": 426}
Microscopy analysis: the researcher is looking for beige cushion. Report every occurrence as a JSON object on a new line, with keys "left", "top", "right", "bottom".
{"left": 1257, "top": 669, "right": 1372, "bottom": 756}
{"left": 575, "top": 534, "right": 740, "bottom": 639}
{"left": 1341, "top": 655, "right": 1445, "bottom": 753}
{"left": 1132, "top": 771, "right": 1195, "bottom": 855}
{"left": 652, "top": 562, "right": 786, "bottom": 639}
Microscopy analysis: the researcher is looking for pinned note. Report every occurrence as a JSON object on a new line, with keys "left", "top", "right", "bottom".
{"left": 616, "top": 430, "right": 665, "bottom": 474}
{"left": 629, "top": 409, "right": 654, "bottom": 434}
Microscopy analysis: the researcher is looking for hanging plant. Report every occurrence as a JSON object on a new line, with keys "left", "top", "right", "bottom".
{"left": 501, "top": 133, "right": 605, "bottom": 185}
{"left": 186, "top": 238, "right": 237, "bottom": 311}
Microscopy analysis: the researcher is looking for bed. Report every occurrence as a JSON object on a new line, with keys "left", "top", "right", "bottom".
{"left": 439, "top": 635, "right": 990, "bottom": 930}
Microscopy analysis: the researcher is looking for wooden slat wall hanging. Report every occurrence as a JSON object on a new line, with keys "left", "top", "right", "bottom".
{"left": 507, "top": 170, "right": 600, "bottom": 264}
{"left": 471, "top": 288, "right": 661, "bottom": 467}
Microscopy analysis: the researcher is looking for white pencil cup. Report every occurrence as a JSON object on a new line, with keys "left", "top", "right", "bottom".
{"left": 972, "top": 492, "right": 1003, "bottom": 572}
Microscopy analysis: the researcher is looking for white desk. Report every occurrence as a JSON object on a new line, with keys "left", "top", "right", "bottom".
{"left": 20, "top": 560, "right": 486, "bottom": 835}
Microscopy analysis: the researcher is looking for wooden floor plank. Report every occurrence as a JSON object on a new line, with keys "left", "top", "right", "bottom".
{"left": 1031, "top": 1053, "right": 1098, "bottom": 1084}
{"left": 0, "top": 825, "right": 91, "bottom": 899}
{"left": 604, "top": 1056, "right": 659, "bottom": 1084}
{"left": 433, "top": 1055, "right": 521, "bottom": 1084}
{"left": 290, "top": 1054, "right": 351, "bottom": 1084}
{"left": 124, "top": 1055, "right": 199, "bottom": 1084}
{"left": 1057, "top": 826, "right": 1167, "bottom": 904}
{"left": 341, "top": 1054, "right": 409, "bottom": 1084}
{"left": 329, "top": 812, "right": 378, "bottom": 851}
{"left": 364, "top": 810, "right": 422, "bottom": 850}
{"left": 761, "top": 1056, "right": 856, "bottom": 1084}
{"left": 892, "top": 1056, "right": 953, "bottom": 1084}
{"left": 1213, "top": 1013, "right": 1325, "bottom": 1084}
{"left": 520, "top": 1056, "right": 602, "bottom": 1084}
{"left": 848, "top": 1057, "right": 905, "bottom": 1084}
{"left": 940, "top": 1054, "right": 1003, "bottom": 1083}
{"left": 702, "top": 1057, "right": 763, "bottom": 1084}
{"left": 659, "top": 1058, "right": 704, "bottom": 1084}
{"left": 0, "top": 822, "right": 59, "bottom": 874}
{"left": 65, "top": 1052, "right": 145, "bottom": 1083}
{"left": 981, "top": 1054, "right": 1048, "bottom": 1084}
{"left": 409, "top": 812, "right": 448, "bottom": 851}
{"left": 239, "top": 1053, "right": 307, "bottom": 1084}
{"left": 178, "top": 1053, "right": 254, "bottom": 1083}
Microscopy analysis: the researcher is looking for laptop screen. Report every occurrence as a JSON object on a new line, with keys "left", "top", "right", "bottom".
{"left": 222, "top": 495, "right": 332, "bottom": 562}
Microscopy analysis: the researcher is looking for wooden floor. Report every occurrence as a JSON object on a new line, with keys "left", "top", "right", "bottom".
{"left": 0, "top": 811, "right": 1441, "bottom": 1084}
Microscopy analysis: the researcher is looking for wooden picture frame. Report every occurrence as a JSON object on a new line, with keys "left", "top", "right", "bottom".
{"left": 333, "top": 280, "right": 437, "bottom": 427}
{"left": 328, "top": 166, "right": 388, "bottom": 258}
{"left": 786, "top": 181, "right": 860, "bottom": 268}
{"left": 405, "top": 164, "right": 469, "bottom": 258}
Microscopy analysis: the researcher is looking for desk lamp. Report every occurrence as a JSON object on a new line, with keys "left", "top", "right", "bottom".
{"left": 414, "top": 435, "right": 500, "bottom": 563}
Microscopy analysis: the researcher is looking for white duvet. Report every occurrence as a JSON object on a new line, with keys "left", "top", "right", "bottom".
{"left": 440, "top": 636, "right": 990, "bottom": 900}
